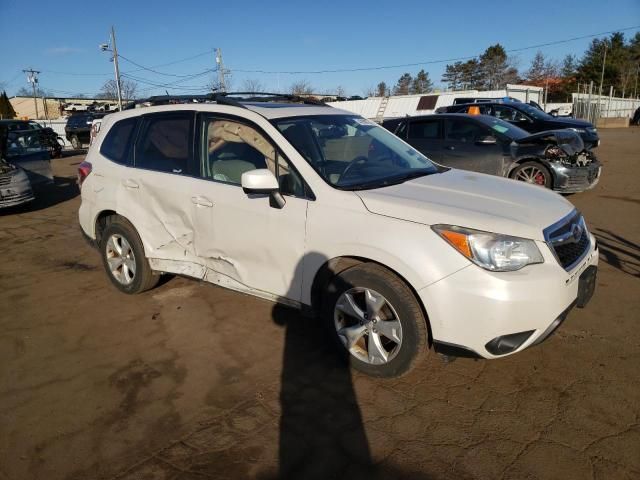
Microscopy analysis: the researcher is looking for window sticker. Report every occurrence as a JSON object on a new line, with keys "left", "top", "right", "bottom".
{"left": 492, "top": 124, "right": 509, "bottom": 134}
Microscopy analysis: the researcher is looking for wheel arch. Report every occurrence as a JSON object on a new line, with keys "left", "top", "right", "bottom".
{"left": 310, "top": 255, "right": 434, "bottom": 346}
{"left": 94, "top": 209, "right": 138, "bottom": 245}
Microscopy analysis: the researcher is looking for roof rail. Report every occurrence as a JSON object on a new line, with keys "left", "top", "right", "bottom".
{"left": 215, "top": 91, "right": 325, "bottom": 105}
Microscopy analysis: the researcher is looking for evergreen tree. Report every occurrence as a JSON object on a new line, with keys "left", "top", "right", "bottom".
{"left": 479, "top": 44, "right": 519, "bottom": 89}
{"left": 410, "top": 70, "right": 433, "bottom": 94}
{"left": 393, "top": 73, "right": 413, "bottom": 95}
{"left": 0, "top": 91, "right": 16, "bottom": 119}
{"left": 459, "top": 59, "right": 483, "bottom": 90}
{"left": 376, "top": 81, "right": 389, "bottom": 97}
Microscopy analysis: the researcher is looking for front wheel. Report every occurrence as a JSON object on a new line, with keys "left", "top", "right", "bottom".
{"left": 511, "top": 161, "right": 552, "bottom": 188}
{"left": 325, "top": 263, "right": 428, "bottom": 377}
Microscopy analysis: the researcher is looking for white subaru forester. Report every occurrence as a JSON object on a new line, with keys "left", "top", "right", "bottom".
{"left": 78, "top": 94, "right": 598, "bottom": 377}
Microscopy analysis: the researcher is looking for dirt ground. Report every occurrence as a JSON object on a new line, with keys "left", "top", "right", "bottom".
{"left": 1, "top": 128, "right": 639, "bottom": 480}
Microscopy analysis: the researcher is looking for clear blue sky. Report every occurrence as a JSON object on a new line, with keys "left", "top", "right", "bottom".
{"left": 1, "top": 0, "right": 639, "bottom": 98}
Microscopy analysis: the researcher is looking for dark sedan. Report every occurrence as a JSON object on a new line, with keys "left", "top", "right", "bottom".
{"left": 383, "top": 114, "right": 601, "bottom": 193}
{"left": 436, "top": 100, "right": 600, "bottom": 149}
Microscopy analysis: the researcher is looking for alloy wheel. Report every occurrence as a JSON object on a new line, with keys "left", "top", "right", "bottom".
{"left": 334, "top": 287, "right": 403, "bottom": 365}
{"left": 105, "top": 234, "right": 136, "bottom": 285}
{"left": 515, "top": 166, "right": 547, "bottom": 186}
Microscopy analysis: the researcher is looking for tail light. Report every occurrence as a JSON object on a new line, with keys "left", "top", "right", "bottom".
{"left": 77, "top": 161, "right": 92, "bottom": 187}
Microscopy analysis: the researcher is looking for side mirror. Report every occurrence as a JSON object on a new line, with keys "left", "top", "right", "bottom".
{"left": 241, "top": 169, "right": 285, "bottom": 209}
{"left": 476, "top": 135, "right": 497, "bottom": 145}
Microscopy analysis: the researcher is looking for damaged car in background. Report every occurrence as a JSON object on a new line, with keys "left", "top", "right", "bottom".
{"left": 0, "top": 125, "right": 53, "bottom": 208}
{"left": 383, "top": 114, "right": 601, "bottom": 193}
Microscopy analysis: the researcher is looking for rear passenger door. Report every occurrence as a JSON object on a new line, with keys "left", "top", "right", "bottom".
{"left": 405, "top": 118, "right": 444, "bottom": 162}
{"left": 117, "top": 111, "right": 201, "bottom": 262}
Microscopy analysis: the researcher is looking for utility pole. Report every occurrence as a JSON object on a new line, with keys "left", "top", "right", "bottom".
{"left": 23, "top": 68, "right": 40, "bottom": 119}
{"left": 598, "top": 42, "right": 607, "bottom": 99}
{"left": 110, "top": 26, "right": 123, "bottom": 111}
{"left": 215, "top": 48, "right": 226, "bottom": 92}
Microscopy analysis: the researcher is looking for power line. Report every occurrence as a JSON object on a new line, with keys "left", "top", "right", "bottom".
{"left": 229, "top": 24, "right": 640, "bottom": 75}
{"left": 118, "top": 54, "right": 213, "bottom": 78}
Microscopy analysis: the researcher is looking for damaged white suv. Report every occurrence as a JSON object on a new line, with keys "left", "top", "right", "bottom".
{"left": 78, "top": 94, "right": 598, "bottom": 377}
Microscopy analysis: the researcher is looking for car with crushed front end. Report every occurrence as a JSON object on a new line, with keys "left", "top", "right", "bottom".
{"left": 78, "top": 93, "right": 599, "bottom": 378}
{"left": 437, "top": 100, "right": 600, "bottom": 149}
{"left": 382, "top": 114, "right": 601, "bottom": 193}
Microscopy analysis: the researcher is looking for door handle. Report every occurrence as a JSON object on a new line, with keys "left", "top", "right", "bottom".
{"left": 191, "top": 196, "right": 213, "bottom": 207}
{"left": 123, "top": 179, "right": 139, "bottom": 189}
{"left": 445, "top": 146, "right": 455, "bottom": 150}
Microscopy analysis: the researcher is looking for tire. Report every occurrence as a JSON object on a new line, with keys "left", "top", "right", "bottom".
{"left": 325, "top": 263, "right": 428, "bottom": 378}
{"left": 99, "top": 216, "right": 159, "bottom": 294}
{"left": 511, "top": 161, "right": 552, "bottom": 188}
{"left": 70, "top": 135, "right": 81, "bottom": 150}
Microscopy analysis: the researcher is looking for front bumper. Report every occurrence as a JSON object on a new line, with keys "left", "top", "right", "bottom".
{"left": 552, "top": 161, "right": 602, "bottom": 193}
{"left": 420, "top": 234, "right": 599, "bottom": 359}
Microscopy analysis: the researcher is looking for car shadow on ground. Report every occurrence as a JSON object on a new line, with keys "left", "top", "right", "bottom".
{"left": 593, "top": 228, "right": 640, "bottom": 278}
{"left": 0, "top": 175, "right": 79, "bottom": 216}
{"left": 61, "top": 148, "right": 87, "bottom": 158}
{"left": 269, "top": 251, "right": 431, "bottom": 480}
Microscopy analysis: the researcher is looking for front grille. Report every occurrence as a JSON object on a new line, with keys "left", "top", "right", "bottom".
{"left": 554, "top": 231, "right": 590, "bottom": 268}
{"left": 544, "top": 211, "right": 591, "bottom": 270}
{"left": 0, "top": 175, "right": 13, "bottom": 186}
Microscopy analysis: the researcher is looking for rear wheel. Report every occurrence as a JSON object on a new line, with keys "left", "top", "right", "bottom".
{"left": 99, "top": 216, "right": 159, "bottom": 294}
{"left": 325, "top": 263, "right": 428, "bottom": 377}
{"left": 70, "top": 135, "right": 81, "bottom": 150}
{"left": 511, "top": 161, "right": 552, "bottom": 188}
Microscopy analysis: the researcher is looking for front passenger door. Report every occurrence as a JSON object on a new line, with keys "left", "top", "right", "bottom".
{"left": 441, "top": 118, "right": 504, "bottom": 174}
{"left": 190, "top": 115, "right": 309, "bottom": 302}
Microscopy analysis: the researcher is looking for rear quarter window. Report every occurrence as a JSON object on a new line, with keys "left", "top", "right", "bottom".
{"left": 100, "top": 118, "right": 138, "bottom": 165}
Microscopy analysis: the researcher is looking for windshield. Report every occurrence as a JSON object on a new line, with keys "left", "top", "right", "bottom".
{"left": 515, "top": 103, "right": 554, "bottom": 121}
{"left": 274, "top": 115, "right": 439, "bottom": 190}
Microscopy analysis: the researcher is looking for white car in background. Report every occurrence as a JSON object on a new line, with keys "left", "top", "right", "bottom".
{"left": 64, "top": 103, "right": 90, "bottom": 112}
{"left": 77, "top": 94, "right": 599, "bottom": 377}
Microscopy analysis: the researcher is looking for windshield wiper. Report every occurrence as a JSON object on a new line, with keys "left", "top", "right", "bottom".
{"left": 342, "top": 169, "right": 435, "bottom": 191}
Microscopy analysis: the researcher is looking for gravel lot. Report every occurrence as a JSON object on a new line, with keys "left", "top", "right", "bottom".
{"left": 1, "top": 128, "right": 639, "bottom": 480}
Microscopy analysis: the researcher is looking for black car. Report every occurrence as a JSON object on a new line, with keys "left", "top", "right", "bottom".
{"left": 436, "top": 100, "right": 600, "bottom": 149}
{"left": 382, "top": 114, "right": 601, "bottom": 193}
{"left": 65, "top": 113, "right": 105, "bottom": 149}
{"left": 0, "top": 119, "right": 64, "bottom": 158}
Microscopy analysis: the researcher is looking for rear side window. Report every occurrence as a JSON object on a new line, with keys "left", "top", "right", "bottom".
{"left": 135, "top": 113, "right": 193, "bottom": 174}
{"left": 100, "top": 118, "right": 137, "bottom": 165}
{"left": 408, "top": 119, "right": 441, "bottom": 140}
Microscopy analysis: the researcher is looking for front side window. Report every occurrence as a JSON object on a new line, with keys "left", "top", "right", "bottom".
{"left": 494, "top": 106, "right": 528, "bottom": 122}
{"left": 135, "top": 113, "right": 193, "bottom": 174}
{"left": 201, "top": 117, "right": 305, "bottom": 196}
{"left": 274, "top": 115, "right": 438, "bottom": 190}
{"left": 100, "top": 117, "right": 137, "bottom": 165}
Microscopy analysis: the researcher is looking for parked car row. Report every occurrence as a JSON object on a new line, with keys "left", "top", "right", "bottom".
{"left": 78, "top": 93, "right": 598, "bottom": 378}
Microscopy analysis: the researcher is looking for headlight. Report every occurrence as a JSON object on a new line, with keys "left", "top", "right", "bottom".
{"left": 432, "top": 225, "right": 544, "bottom": 272}
{"left": 569, "top": 128, "right": 586, "bottom": 134}
{"left": 587, "top": 127, "right": 597, "bottom": 133}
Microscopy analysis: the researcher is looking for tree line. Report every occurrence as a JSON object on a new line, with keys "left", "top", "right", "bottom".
{"left": 368, "top": 32, "right": 640, "bottom": 102}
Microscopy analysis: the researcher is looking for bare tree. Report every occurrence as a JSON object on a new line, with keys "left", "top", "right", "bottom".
{"left": 242, "top": 78, "right": 265, "bottom": 92}
{"left": 335, "top": 85, "right": 346, "bottom": 97}
{"left": 290, "top": 80, "right": 314, "bottom": 96}
{"left": 100, "top": 79, "right": 138, "bottom": 101}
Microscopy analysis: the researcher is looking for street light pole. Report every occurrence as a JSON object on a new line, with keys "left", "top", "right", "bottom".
{"left": 110, "top": 26, "right": 123, "bottom": 111}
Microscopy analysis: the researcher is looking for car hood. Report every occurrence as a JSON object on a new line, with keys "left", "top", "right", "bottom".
{"left": 355, "top": 169, "right": 575, "bottom": 241}
{"left": 546, "top": 117, "right": 594, "bottom": 129}
{"left": 514, "top": 129, "right": 585, "bottom": 155}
